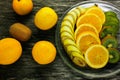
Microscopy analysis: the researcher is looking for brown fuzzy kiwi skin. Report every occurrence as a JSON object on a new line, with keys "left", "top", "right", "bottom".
{"left": 9, "top": 23, "right": 32, "bottom": 41}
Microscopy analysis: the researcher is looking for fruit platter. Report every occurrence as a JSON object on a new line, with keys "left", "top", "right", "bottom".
{"left": 55, "top": 1, "right": 120, "bottom": 79}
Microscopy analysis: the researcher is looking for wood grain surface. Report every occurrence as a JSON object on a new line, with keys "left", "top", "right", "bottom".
{"left": 0, "top": 0, "right": 120, "bottom": 80}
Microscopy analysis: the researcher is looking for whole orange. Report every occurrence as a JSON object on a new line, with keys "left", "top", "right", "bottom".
{"left": 0, "top": 38, "right": 22, "bottom": 65}
{"left": 12, "top": 0, "right": 33, "bottom": 15}
{"left": 32, "top": 41, "right": 56, "bottom": 65}
{"left": 34, "top": 7, "right": 58, "bottom": 30}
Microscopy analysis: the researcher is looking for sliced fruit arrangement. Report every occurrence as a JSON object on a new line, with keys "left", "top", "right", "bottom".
{"left": 85, "top": 4, "right": 105, "bottom": 24}
{"left": 76, "top": 31, "right": 101, "bottom": 54}
{"left": 74, "top": 4, "right": 109, "bottom": 69}
{"left": 60, "top": 6, "right": 87, "bottom": 67}
{"left": 75, "top": 5, "right": 105, "bottom": 53}
{"left": 76, "top": 13, "right": 102, "bottom": 33}
{"left": 100, "top": 11, "right": 120, "bottom": 64}
{"left": 100, "top": 11, "right": 119, "bottom": 38}
{"left": 60, "top": 4, "right": 120, "bottom": 69}
{"left": 74, "top": 23, "right": 99, "bottom": 40}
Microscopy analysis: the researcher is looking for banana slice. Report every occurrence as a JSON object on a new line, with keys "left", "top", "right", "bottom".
{"left": 60, "top": 6, "right": 87, "bottom": 67}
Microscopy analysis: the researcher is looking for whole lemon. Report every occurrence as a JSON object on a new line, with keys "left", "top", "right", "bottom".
{"left": 34, "top": 7, "right": 58, "bottom": 30}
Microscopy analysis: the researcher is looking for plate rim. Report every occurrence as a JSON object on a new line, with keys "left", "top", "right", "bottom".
{"left": 55, "top": 0, "right": 120, "bottom": 79}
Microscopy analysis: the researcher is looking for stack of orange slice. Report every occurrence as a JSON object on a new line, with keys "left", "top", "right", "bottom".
{"left": 75, "top": 5, "right": 109, "bottom": 69}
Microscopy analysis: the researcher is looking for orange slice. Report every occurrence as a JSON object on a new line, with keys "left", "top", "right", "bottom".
{"left": 85, "top": 6, "right": 105, "bottom": 24}
{"left": 76, "top": 31, "right": 101, "bottom": 54}
{"left": 74, "top": 23, "right": 99, "bottom": 40}
{"left": 76, "top": 13, "right": 102, "bottom": 33}
{"left": 85, "top": 45, "right": 109, "bottom": 69}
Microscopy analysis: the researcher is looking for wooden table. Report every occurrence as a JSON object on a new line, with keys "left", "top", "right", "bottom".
{"left": 0, "top": 0, "right": 120, "bottom": 80}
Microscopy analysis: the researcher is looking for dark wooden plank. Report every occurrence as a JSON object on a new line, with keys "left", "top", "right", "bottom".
{"left": 0, "top": 0, "right": 120, "bottom": 80}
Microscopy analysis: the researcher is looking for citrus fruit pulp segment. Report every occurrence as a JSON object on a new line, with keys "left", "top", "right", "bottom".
{"left": 76, "top": 31, "right": 101, "bottom": 54}
{"left": 74, "top": 23, "right": 99, "bottom": 40}
{"left": 85, "top": 45, "right": 109, "bottom": 69}
{"left": 76, "top": 13, "right": 102, "bottom": 33}
{"left": 85, "top": 5, "right": 105, "bottom": 24}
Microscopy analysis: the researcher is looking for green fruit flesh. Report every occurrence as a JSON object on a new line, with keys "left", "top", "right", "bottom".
{"left": 108, "top": 48, "right": 120, "bottom": 64}
{"left": 100, "top": 11, "right": 119, "bottom": 39}
{"left": 105, "top": 16, "right": 119, "bottom": 24}
{"left": 100, "top": 26, "right": 116, "bottom": 39}
{"left": 105, "top": 11, "right": 117, "bottom": 17}
{"left": 103, "top": 22, "right": 119, "bottom": 33}
{"left": 102, "top": 35, "right": 118, "bottom": 48}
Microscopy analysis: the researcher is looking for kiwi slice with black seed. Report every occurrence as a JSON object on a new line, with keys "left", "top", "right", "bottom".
{"left": 103, "top": 11, "right": 119, "bottom": 34}
{"left": 103, "top": 21, "right": 119, "bottom": 33}
{"left": 100, "top": 26, "right": 117, "bottom": 39}
{"left": 108, "top": 48, "right": 120, "bottom": 64}
{"left": 102, "top": 35, "right": 118, "bottom": 48}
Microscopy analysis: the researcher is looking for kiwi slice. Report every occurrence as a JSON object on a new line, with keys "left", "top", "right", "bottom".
{"left": 104, "top": 22, "right": 119, "bottom": 33}
{"left": 103, "top": 11, "right": 119, "bottom": 33}
{"left": 102, "top": 35, "right": 118, "bottom": 48}
{"left": 108, "top": 48, "right": 120, "bottom": 64}
{"left": 105, "top": 15, "right": 119, "bottom": 26}
{"left": 105, "top": 11, "right": 117, "bottom": 17}
{"left": 100, "top": 26, "right": 117, "bottom": 39}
